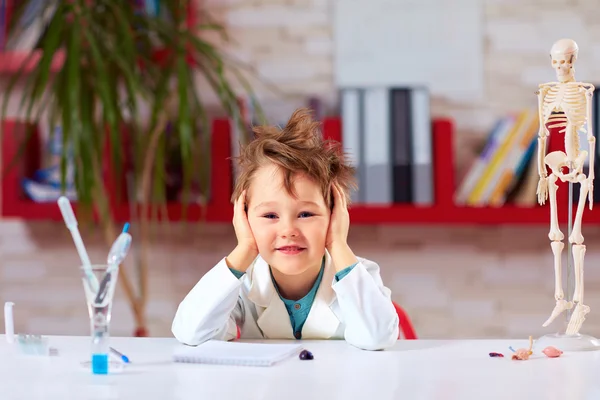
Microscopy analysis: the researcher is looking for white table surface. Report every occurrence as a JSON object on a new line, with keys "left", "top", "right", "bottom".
{"left": 1, "top": 335, "right": 600, "bottom": 400}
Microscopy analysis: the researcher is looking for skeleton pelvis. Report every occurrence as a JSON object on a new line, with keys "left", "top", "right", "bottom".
{"left": 544, "top": 151, "right": 569, "bottom": 171}
{"left": 545, "top": 150, "right": 585, "bottom": 181}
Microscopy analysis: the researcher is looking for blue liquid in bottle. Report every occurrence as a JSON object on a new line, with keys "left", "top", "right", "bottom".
{"left": 92, "top": 353, "right": 109, "bottom": 374}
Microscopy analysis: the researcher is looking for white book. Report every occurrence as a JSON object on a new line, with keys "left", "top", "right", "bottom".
{"left": 363, "top": 87, "right": 392, "bottom": 204}
{"left": 173, "top": 340, "right": 303, "bottom": 367}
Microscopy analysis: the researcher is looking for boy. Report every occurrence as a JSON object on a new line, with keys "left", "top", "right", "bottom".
{"left": 171, "top": 108, "right": 399, "bottom": 350}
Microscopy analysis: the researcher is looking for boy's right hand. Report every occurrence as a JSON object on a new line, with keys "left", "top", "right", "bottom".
{"left": 226, "top": 190, "right": 258, "bottom": 272}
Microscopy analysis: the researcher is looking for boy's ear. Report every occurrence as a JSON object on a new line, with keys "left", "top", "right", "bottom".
{"left": 244, "top": 203, "right": 248, "bottom": 214}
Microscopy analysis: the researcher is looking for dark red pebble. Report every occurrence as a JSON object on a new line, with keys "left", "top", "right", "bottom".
{"left": 299, "top": 350, "right": 314, "bottom": 360}
{"left": 489, "top": 352, "right": 504, "bottom": 357}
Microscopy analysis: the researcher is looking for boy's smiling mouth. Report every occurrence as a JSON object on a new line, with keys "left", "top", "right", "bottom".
{"left": 276, "top": 245, "right": 306, "bottom": 255}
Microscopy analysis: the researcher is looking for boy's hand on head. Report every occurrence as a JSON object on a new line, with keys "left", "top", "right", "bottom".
{"left": 232, "top": 190, "right": 257, "bottom": 251}
{"left": 227, "top": 190, "right": 259, "bottom": 272}
{"left": 326, "top": 183, "right": 349, "bottom": 249}
{"left": 326, "top": 183, "right": 357, "bottom": 271}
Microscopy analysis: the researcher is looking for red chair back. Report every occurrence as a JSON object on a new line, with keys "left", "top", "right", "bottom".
{"left": 393, "top": 302, "right": 417, "bottom": 339}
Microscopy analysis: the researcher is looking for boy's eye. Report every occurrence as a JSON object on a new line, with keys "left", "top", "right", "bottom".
{"left": 261, "top": 212, "right": 314, "bottom": 219}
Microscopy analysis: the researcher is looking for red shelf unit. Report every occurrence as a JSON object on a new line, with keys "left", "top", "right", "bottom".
{"left": 1, "top": 118, "right": 234, "bottom": 223}
{"left": 3, "top": 115, "right": 596, "bottom": 225}
{"left": 338, "top": 118, "right": 595, "bottom": 225}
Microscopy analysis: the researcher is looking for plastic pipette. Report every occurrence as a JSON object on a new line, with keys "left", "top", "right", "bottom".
{"left": 57, "top": 196, "right": 98, "bottom": 291}
{"left": 107, "top": 223, "right": 132, "bottom": 267}
{"left": 94, "top": 223, "right": 132, "bottom": 304}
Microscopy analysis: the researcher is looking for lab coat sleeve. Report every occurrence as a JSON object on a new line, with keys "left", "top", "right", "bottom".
{"left": 171, "top": 257, "right": 246, "bottom": 346}
{"left": 334, "top": 262, "right": 358, "bottom": 281}
{"left": 332, "top": 258, "right": 399, "bottom": 351}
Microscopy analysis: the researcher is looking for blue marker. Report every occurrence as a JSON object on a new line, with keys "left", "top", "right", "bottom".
{"left": 110, "top": 347, "right": 130, "bottom": 363}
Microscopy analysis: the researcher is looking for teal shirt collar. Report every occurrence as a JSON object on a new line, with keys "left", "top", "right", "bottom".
{"left": 269, "top": 256, "right": 325, "bottom": 304}
{"left": 269, "top": 257, "right": 326, "bottom": 339}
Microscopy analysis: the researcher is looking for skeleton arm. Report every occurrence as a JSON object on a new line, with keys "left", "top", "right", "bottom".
{"left": 584, "top": 84, "right": 595, "bottom": 207}
{"left": 536, "top": 84, "right": 550, "bottom": 205}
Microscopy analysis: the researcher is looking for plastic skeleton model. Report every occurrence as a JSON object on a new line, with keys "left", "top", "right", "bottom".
{"left": 536, "top": 39, "right": 595, "bottom": 335}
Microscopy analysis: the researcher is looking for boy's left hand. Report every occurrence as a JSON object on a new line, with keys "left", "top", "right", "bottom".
{"left": 326, "top": 183, "right": 349, "bottom": 250}
{"left": 326, "top": 183, "right": 357, "bottom": 270}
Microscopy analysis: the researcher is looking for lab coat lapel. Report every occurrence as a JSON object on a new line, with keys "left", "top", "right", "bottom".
{"left": 300, "top": 251, "right": 340, "bottom": 339}
{"left": 247, "top": 256, "right": 295, "bottom": 339}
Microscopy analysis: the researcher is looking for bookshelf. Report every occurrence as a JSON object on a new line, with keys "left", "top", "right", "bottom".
{"left": 326, "top": 117, "right": 600, "bottom": 225}
{"left": 1, "top": 118, "right": 233, "bottom": 222}
{"left": 4, "top": 115, "right": 599, "bottom": 225}
{"left": 0, "top": 3, "right": 595, "bottom": 225}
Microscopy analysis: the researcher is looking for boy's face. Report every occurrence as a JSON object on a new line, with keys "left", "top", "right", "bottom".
{"left": 247, "top": 164, "right": 330, "bottom": 276}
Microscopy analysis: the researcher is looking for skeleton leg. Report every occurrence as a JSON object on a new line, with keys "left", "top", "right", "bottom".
{"left": 566, "top": 245, "right": 589, "bottom": 335}
{"left": 572, "top": 245, "right": 586, "bottom": 304}
{"left": 569, "top": 173, "right": 587, "bottom": 245}
{"left": 547, "top": 174, "right": 564, "bottom": 241}
{"left": 566, "top": 174, "right": 590, "bottom": 335}
{"left": 543, "top": 241, "right": 572, "bottom": 326}
{"left": 543, "top": 173, "right": 572, "bottom": 327}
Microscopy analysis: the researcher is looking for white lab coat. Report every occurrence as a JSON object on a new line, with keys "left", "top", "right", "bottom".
{"left": 171, "top": 250, "right": 399, "bottom": 351}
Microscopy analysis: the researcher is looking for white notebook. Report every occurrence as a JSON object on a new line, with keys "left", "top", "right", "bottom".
{"left": 173, "top": 340, "right": 304, "bottom": 367}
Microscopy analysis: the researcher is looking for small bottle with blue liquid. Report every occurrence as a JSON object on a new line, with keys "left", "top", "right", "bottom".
{"left": 91, "top": 330, "right": 109, "bottom": 374}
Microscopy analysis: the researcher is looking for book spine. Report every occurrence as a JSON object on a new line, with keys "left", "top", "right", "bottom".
{"left": 363, "top": 87, "right": 393, "bottom": 204}
{"left": 409, "top": 86, "right": 433, "bottom": 205}
{"left": 390, "top": 88, "right": 413, "bottom": 203}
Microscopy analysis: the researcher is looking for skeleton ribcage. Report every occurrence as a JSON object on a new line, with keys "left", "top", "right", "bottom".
{"left": 543, "top": 85, "right": 587, "bottom": 134}
{"left": 542, "top": 84, "right": 588, "bottom": 159}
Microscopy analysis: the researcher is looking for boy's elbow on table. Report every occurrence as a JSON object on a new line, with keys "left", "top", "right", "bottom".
{"left": 171, "top": 300, "right": 216, "bottom": 346}
{"left": 172, "top": 315, "right": 235, "bottom": 346}
{"left": 171, "top": 258, "right": 243, "bottom": 345}
{"left": 171, "top": 320, "right": 202, "bottom": 346}
{"left": 344, "top": 312, "right": 399, "bottom": 351}
{"left": 335, "top": 260, "right": 400, "bottom": 351}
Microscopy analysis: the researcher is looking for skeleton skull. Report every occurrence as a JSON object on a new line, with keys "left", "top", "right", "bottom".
{"left": 550, "top": 38, "right": 578, "bottom": 82}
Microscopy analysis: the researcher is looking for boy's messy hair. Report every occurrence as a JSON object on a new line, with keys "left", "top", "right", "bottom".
{"left": 231, "top": 107, "right": 356, "bottom": 208}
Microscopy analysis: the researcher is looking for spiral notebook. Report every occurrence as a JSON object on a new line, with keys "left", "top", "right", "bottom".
{"left": 173, "top": 340, "right": 304, "bottom": 367}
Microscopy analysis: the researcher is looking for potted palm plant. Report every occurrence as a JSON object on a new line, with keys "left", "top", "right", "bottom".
{"left": 1, "top": 0, "right": 262, "bottom": 336}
